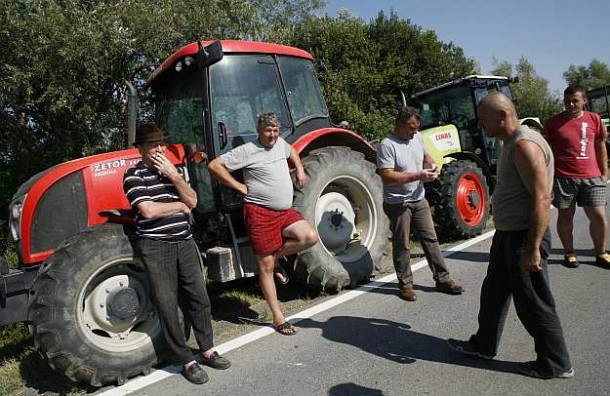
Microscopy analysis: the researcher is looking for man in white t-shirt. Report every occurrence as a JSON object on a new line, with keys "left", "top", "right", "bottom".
{"left": 377, "top": 106, "right": 464, "bottom": 302}
{"left": 209, "top": 112, "right": 318, "bottom": 336}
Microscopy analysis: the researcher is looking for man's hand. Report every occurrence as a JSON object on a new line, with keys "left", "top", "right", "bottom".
{"left": 236, "top": 183, "right": 248, "bottom": 196}
{"left": 151, "top": 152, "right": 180, "bottom": 179}
{"left": 295, "top": 168, "right": 306, "bottom": 188}
{"left": 420, "top": 168, "right": 439, "bottom": 183}
{"left": 520, "top": 248, "right": 543, "bottom": 272}
{"left": 179, "top": 202, "right": 192, "bottom": 215}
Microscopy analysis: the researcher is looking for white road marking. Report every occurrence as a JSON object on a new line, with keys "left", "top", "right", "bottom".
{"left": 99, "top": 229, "right": 496, "bottom": 395}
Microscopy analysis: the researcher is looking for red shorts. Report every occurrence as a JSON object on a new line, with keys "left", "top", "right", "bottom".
{"left": 244, "top": 202, "right": 304, "bottom": 256}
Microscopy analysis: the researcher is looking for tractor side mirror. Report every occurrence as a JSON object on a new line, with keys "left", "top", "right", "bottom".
{"left": 197, "top": 40, "right": 224, "bottom": 68}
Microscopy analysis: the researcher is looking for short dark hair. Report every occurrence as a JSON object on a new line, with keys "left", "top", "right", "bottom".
{"left": 395, "top": 106, "right": 421, "bottom": 125}
{"left": 564, "top": 85, "right": 587, "bottom": 98}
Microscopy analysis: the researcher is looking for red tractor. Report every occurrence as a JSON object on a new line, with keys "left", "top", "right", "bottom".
{"left": 1, "top": 41, "right": 388, "bottom": 386}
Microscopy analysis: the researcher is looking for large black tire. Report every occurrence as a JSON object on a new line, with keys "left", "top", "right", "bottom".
{"left": 29, "top": 224, "right": 164, "bottom": 387}
{"left": 427, "top": 160, "right": 490, "bottom": 239}
{"left": 293, "top": 147, "right": 388, "bottom": 292}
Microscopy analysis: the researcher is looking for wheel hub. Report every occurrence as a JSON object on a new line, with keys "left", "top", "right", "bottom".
{"left": 456, "top": 172, "right": 486, "bottom": 226}
{"left": 468, "top": 190, "right": 481, "bottom": 209}
{"left": 315, "top": 192, "right": 356, "bottom": 252}
{"left": 81, "top": 266, "right": 154, "bottom": 347}
{"left": 107, "top": 288, "right": 140, "bottom": 320}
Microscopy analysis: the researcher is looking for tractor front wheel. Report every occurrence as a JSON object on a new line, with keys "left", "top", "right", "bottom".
{"left": 293, "top": 147, "right": 388, "bottom": 292}
{"left": 427, "top": 160, "right": 490, "bottom": 239}
{"left": 29, "top": 224, "right": 163, "bottom": 387}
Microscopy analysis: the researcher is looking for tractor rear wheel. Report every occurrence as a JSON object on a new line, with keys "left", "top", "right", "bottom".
{"left": 293, "top": 147, "right": 388, "bottom": 292}
{"left": 29, "top": 224, "right": 163, "bottom": 387}
{"left": 427, "top": 160, "right": 490, "bottom": 239}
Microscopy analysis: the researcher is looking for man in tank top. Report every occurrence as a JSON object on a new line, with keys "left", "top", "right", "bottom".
{"left": 447, "top": 92, "right": 573, "bottom": 379}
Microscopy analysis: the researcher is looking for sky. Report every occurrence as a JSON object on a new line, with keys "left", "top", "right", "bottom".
{"left": 322, "top": 0, "right": 610, "bottom": 95}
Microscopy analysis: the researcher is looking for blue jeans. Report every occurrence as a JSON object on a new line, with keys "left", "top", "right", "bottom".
{"left": 383, "top": 199, "right": 450, "bottom": 287}
{"left": 469, "top": 229, "right": 572, "bottom": 374}
{"left": 136, "top": 237, "right": 213, "bottom": 365}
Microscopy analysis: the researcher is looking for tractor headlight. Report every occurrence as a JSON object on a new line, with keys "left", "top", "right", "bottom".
{"left": 9, "top": 200, "right": 23, "bottom": 241}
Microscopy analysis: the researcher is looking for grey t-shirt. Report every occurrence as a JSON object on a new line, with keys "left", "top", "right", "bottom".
{"left": 377, "top": 133, "right": 427, "bottom": 204}
{"left": 221, "top": 137, "right": 294, "bottom": 210}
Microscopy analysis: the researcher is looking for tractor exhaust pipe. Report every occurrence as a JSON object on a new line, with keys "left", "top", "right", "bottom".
{"left": 125, "top": 81, "right": 138, "bottom": 147}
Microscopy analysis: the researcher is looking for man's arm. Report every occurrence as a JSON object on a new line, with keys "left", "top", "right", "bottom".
{"left": 378, "top": 153, "right": 439, "bottom": 186}
{"left": 208, "top": 157, "right": 248, "bottom": 196}
{"left": 594, "top": 121, "right": 608, "bottom": 180}
{"left": 423, "top": 154, "right": 440, "bottom": 174}
{"left": 151, "top": 152, "right": 198, "bottom": 209}
{"left": 289, "top": 147, "right": 306, "bottom": 188}
{"left": 137, "top": 200, "right": 191, "bottom": 220}
{"left": 378, "top": 168, "right": 438, "bottom": 185}
{"left": 124, "top": 168, "right": 193, "bottom": 220}
{"left": 514, "top": 140, "right": 552, "bottom": 272}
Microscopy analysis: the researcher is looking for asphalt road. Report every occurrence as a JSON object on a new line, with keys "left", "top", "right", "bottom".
{"left": 102, "top": 207, "right": 610, "bottom": 396}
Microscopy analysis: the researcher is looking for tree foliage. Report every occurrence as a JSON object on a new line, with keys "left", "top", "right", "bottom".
{"left": 490, "top": 57, "right": 562, "bottom": 123}
{"left": 0, "top": 0, "right": 323, "bottom": 210}
{"left": 288, "top": 11, "right": 477, "bottom": 140}
{"left": 563, "top": 59, "right": 610, "bottom": 89}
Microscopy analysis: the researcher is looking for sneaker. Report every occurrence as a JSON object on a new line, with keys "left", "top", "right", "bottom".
{"left": 200, "top": 351, "right": 231, "bottom": 370}
{"left": 181, "top": 362, "right": 209, "bottom": 384}
{"left": 516, "top": 361, "right": 574, "bottom": 379}
{"left": 399, "top": 284, "right": 417, "bottom": 301}
{"left": 595, "top": 252, "right": 610, "bottom": 268}
{"left": 563, "top": 253, "right": 579, "bottom": 268}
{"left": 446, "top": 338, "right": 494, "bottom": 360}
{"left": 436, "top": 279, "right": 465, "bottom": 295}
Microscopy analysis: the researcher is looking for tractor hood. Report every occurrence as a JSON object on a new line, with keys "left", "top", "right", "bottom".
{"left": 12, "top": 145, "right": 186, "bottom": 265}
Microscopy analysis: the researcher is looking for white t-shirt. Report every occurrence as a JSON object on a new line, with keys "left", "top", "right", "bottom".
{"left": 377, "top": 133, "right": 427, "bottom": 204}
{"left": 221, "top": 137, "right": 294, "bottom": 210}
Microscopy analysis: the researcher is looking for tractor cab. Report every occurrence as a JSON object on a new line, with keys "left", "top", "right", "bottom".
{"left": 410, "top": 75, "right": 516, "bottom": 176}
{"left": 408, "top": 75, "right": 519, "bottom": 240}
{"left": 586, "top": 85, "right": 610, "bottom": 128}
{"left": 146, "top": 41, "right": 332, "bottom": 248}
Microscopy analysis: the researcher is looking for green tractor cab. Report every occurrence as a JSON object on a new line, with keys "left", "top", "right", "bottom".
{"left": 586, "top": 85, "right": 610, "bottom": 128}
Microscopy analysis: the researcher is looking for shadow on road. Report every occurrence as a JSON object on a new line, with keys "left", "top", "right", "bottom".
{"left": 297, "top": 316, "right": 516, "bottom": 375}
{"left": 328, "top": 382, "right": 385, "bottom": 396}
{"left": 445, "top": 250, "right": 490, "bottom": 264}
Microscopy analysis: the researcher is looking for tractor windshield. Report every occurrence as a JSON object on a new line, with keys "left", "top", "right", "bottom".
{"left": 209, "top": 54, "right": 291, "bottom": 155}
{"left": 587, "top": 86, "right": 610, "bottom": 119}
{"left": 415, "top": 85, "right": 476, "bottom": 131}
{"left": 152, "top": 64, "right": 205, "bottom": 149}
{"left": 277, "top": 56, "right": 329, "bottom": 126}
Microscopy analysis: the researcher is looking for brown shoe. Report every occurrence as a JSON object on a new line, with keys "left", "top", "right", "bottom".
{"left": 399, "top": 284, "right": 417, "bottom": 301}
{"left": 436, "top": 279, "right": 464, "bottom": 295}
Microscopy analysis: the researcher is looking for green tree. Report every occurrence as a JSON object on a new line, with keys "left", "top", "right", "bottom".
{"left": 490, "top": 57, "right": 562, "bottom": 123}
{"left": 563, "top": 59, "right": 610, "bottom": 89}
{"left": 289, "top": 10, "right": 477, "bottom": 140}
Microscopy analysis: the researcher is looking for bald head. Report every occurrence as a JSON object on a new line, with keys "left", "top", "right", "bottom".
{"left": 477, "top": 92, "right": 519, "bottom": 139}
{"left": 478, "top": 92, "right": 517, "bottom": 116}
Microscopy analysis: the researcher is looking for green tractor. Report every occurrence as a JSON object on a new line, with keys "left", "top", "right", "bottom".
{"left": 409, "top": 75, "right": 542, "bottom": 239}
{"left": 586, "top": 85, "right": 610, "bottom": 129}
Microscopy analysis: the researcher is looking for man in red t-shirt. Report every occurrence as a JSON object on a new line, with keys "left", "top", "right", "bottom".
{"left": 544, "top": 85, "right": 609, "bottom": 268}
